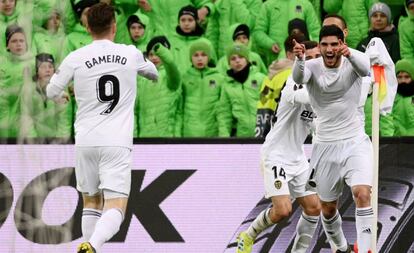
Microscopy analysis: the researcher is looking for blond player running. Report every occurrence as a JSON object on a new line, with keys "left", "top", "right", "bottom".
{"left": 292, "top": 25, "right": 373, "bottom": 253}
{"left": 237, "top": 42, "right": 322, "bottom": 253}
{"left": 46, "top": 3, "right": 158, "bottom": 253}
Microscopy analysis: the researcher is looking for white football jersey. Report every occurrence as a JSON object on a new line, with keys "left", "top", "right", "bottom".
{"left": 47, "top": 39, "right": 158, "bottom": 148}
{"left": 261, "top": 76, "right": 314, "bottom": 166}
{"left": 292, "top": 48, "right": 370, "bottom": 142}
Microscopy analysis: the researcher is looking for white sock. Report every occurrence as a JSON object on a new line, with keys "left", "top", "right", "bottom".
{"left": 82, "top": 208, "right": 102, "bottom": 241}
{"left": 246, "top": 208, "right": 274, "bottom": 239}
{"left": 321, "top": 211, "right": 348, "bottom": 252}
{"left": 356, "top": 207, "right": 374, "bottom": 253}
{"left": 291, "top": 212, "right": 319, "bottom": 253}
{"left": 89, "top": 208, "right": 124, "bottom": 252}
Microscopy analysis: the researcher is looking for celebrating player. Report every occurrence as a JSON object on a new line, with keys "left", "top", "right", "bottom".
{"left": 292, "top": 25, "right": 373, "bottom": 253}
{"left": 237, "top": 41, "right": 322, "bottom": 253}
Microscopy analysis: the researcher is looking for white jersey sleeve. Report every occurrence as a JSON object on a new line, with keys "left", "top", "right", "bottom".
{"left": 46, "top": 52, "right": 76, "bottom": 99}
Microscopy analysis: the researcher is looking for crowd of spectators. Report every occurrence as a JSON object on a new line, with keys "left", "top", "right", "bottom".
{"left": 0, "top": 0, "right": 413, "bottom": 143}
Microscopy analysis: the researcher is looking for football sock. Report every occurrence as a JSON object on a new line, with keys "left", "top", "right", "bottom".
{"left": 321, "top": 210, "right": 348, "bottom": 252}
{"left": 291, "top": 212, "right": 319, "bottom": 253}
{"left": 82, "top": 208, "right": 102, "bottom": 241}
{"left": 246, "top": 208, "right": 274, "bottom": 239}
{"left": 89, "top": 208, "right": 124, "bottom": 252}
{"left": 356, "top": 207, "right": 374, "bottom": 253}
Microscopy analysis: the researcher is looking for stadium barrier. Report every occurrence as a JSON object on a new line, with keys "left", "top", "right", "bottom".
{"left": 0, "top": 138, "right": 413, "bottom": 252}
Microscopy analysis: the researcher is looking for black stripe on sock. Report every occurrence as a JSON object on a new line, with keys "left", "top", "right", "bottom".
{"left": 302, "top": 214, "right": 318, "bottom": 223}
{"left": 324, "top": 212, "right": 339, "bottom": 225}
{"left": 83, "top": 210, "right": 102, "bottom": 217}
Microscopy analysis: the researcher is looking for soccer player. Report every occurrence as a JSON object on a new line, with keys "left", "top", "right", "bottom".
{"left": 292, "top": 25, "right": 373, "bottom": 253}
{"left": 236, "top": 42, "right": 322, "bottom": 253}
{"left": 46, "top": 3, "right": 158, "bottom": 253}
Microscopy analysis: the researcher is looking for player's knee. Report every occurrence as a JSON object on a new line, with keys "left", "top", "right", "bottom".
{"left": 352, "top": 187, "right": 371, "bottom": 207}
{"left": 320, "top": 201, "right": 337, "bottom": 219}
{"left": 301, "top": 195, "right": 321, "bottom": 216}
{"left": 271, "top": 201, "right": 292, "bottom": 221}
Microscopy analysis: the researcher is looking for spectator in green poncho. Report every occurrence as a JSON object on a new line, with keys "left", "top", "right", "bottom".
{"left": 125, "top": 12, "right": 151, "bottom": 52}
{"left": 392, "top": 59, "right": 414, "bottom": 136}
{"left": 19, "top": 53, "right": 72, "bottom": 143}
{"left": 218, "top": 43, "right": 265, "bottom": 137}
{"left": 216, "top": 23, "right": 266, "bottom": 75}
{"left": 182, "top": 38, "right": 224, "bottom": 137}
{"left": 33, "top": 10, "right": 66, "bottom": 64}
{"left": 399, "top": 0, "right": 414, "bottom": 60}
{"left": 136, "top": 36, "right": 182, "bottom": 137}
{"left": 0, "top": 25, "right": 34, "bottom": 138}
{"left": 170, "top": 5, "right": 206, "bottom": 73}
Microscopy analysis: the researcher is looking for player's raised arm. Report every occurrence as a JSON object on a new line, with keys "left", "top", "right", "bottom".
{"left": 340, "top": 40, "right": 370, "bottom": 77}
{"left": 292, "top": 39, "right": 312, "bottom": 85}
{"left": 46, "top": 54, "right": 73, "bottom": 103}
{"left": 135, "top": 49, "right": 158, "bottom": 81}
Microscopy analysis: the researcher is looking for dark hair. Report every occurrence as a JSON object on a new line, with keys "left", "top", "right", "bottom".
{"left": 284, "top": 33, "right": 306, "bottom": 53}
{"left": 319, "top": 25, "right": 344, "bottom": 42}
{"left": 87, "top": 2, "right": 115, "bottom": 36}
{"left": 146, "top": 36, "right": 171, "bottom": 54}
{"left": 288, "top": 18, "right": 309, "bottom": 40}
{"left": 323, "top": 14, "right": 347, "bottom": 29}
{"left": 303, "top": 41, "right": 318, "bottom": 50}
{"left": 5, "top": 24, "right": 25, "bottom": 46}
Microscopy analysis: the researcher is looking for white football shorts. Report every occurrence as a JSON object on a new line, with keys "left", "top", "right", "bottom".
{"left": 75, "top": 146, "right": 132, "bottom": 196}
{"left": 261, "top": 157, "right": 315, "bottom": 199}
{"left": 308, "top": 135, "right": 373, "bottom": 202}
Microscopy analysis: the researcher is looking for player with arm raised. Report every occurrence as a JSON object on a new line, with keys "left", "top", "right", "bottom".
{"left": 292, "top": 25, "right": 373, "bottom": 253}
{"left": 46, "top": 3, "right": 158, "bottom": 253}
{"left": 237, "top": 42, "right": 322, "bottom": 253}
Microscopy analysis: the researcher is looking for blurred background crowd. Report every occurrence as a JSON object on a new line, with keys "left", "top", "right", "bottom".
{"left": 0, "top": 0, "right": 413, "bottom": 143}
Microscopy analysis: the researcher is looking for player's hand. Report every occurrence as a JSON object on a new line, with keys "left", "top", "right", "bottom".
{"left": 271, "top": 43, "right": 280, "bottom": 54}
{"left": 54, "top": 92, "right": 70, "bottom": 104}
{"left": 292, "top": 39, "right": 305, "bottom": 59}
{"left": 138, "top": 0, "right": 151, "bottom": 12}
{"left": 198, "top": 7, "right": 209, "bottom": 23}
{"left": 338, "top": 39, "right": 350, "bottom": 58}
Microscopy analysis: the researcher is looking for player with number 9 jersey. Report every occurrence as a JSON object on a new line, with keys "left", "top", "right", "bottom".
{"left": 47, "top": 34, "right": 158, "bottom": 148}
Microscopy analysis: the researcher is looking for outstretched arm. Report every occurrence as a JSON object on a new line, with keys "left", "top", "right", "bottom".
{"left": 46, "top": 54, "right": 73, "bottom": 103}
{"left": 292, "top": 39, "right": 312, "bottom": 84}
{"left": 339, "top": 40, "right": 370, "bottom": 77}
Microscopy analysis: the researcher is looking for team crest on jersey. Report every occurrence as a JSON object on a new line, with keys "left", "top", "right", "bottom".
{"left": 209, "top": 80, "right": 216, "bottom": 88}
{"left": 251, "top": 80, "right": 258, "bottom": 89}
{"left": 274, "top": 179, "right": 282, "bottom": 190}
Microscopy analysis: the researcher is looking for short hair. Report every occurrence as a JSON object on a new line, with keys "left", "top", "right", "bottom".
{"left": 303, "top": 41, "right": 318, "bottom": 50}
{"left": 319, "top": 25, "right": 344, "bottom": 42}
{"left": 284, "top": 33, "right": 306, "bottom": 53}
{"left": 87, "top": 2, "right": 115, "bottom": 36}
{"left": 323, "top": 14, "right": 347, "bottom": 29}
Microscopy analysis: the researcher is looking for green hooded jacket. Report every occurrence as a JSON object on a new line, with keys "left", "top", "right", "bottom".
{"left": 19, "top": 80, "right": 72, "bottom": 140}
{"left": 253, "top": 0, "right": 320, "bottom": 63}
{"left": 122, "top": 12, "right": 152, "bottom": 53}
{"left": 61, "top": 23, "right": 92, "bottom": 59}
{"left": 215, "top": 23, "right": 266, "bottom": 75}
{"left": 0, "top": 51, "right": 34, "bottom": 138}
{"left": 206, "top": 0, "right": 262, "bottom": 58}
{"left": 136, "top": 44, "right": 182, "bottom": 137}
{"left": 399, "top": 6, "right": 414, "bottom": 60}
{"left": 170, "top": 33, "right": 205, "bottom": 73}
{"left": 33, "top": 28, "right": 66, "bottom": 64}
{"left": 182, "top": 67, "right": 224, "bottom": 137}
{"left": 218, "top": 66, "right": 265, "bottom": 137}
{"left": 141, "top": 0, "right": 214, "bottom": 37}
{"left": 364, "top": 95, "right": 395, "bottom": 136}
{"left": 323, "top": 0, "right": 377, "bottom": 48}
{"left": 392, "top": 93, "right": 414, "bottom": 136}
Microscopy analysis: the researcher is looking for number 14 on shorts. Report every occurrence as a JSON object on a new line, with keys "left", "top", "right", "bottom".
{"left": 272, "top": 166, "right": 286, "bottom": 190}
